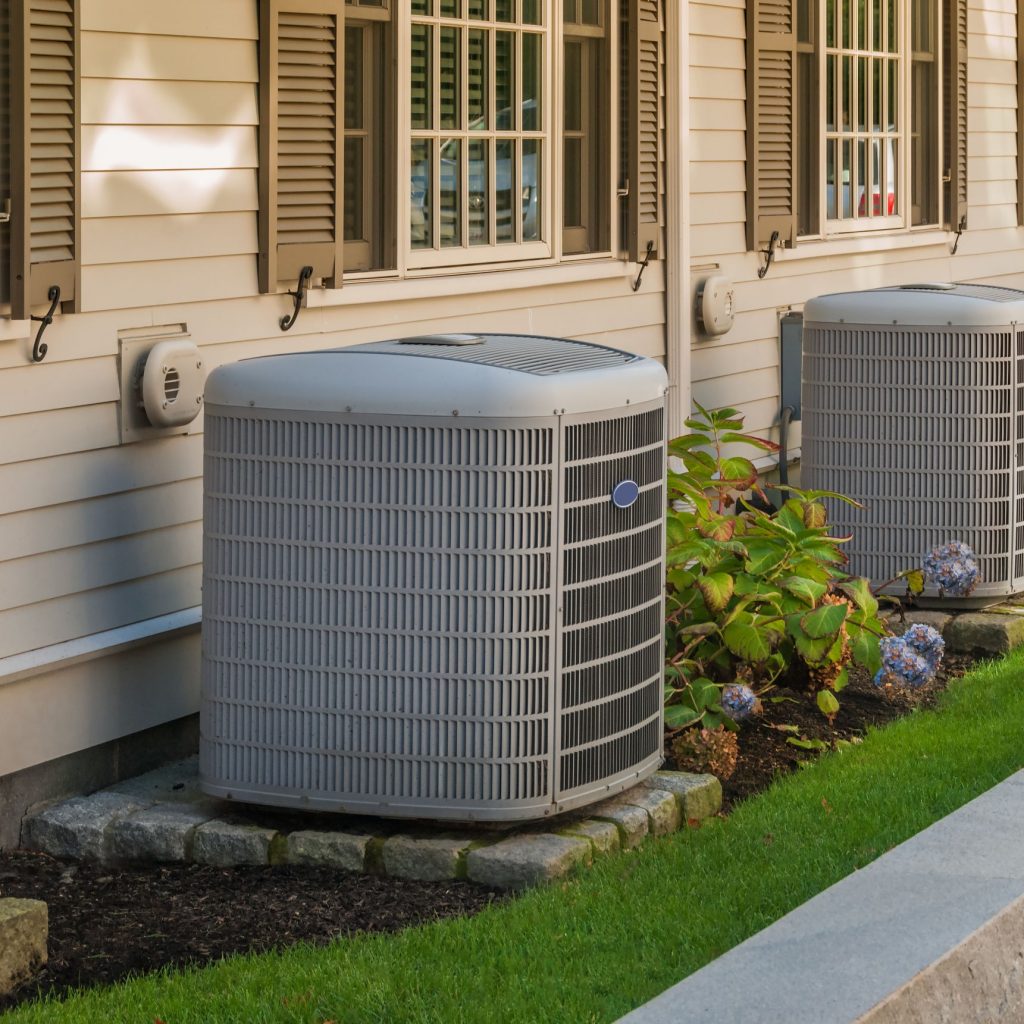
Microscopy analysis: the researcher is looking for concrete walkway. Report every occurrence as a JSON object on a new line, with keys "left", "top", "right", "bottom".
{"left": 619, "top": 770, "right": 1024, "bottom": 1023}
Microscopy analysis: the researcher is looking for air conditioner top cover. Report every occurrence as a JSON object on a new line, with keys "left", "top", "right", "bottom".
{"left": 804, "top": 283, "right": 1024, "bottom": 328}
{"left": 205, "top": 333, "right": 668, "bottom": 418}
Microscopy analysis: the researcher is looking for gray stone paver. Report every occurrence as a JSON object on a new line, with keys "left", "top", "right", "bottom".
{"left": 0, "top": 899, "right": 47, "bottom": 996}
{"left": 287, "top": 830, "right": 371, "bottom": 872}
{"left": 382, "top": 835, "right": 472, "bottom": 881}
{"left": 466, "top": 833, "right": 591, "bottom": 890}
{"left": 945, "top": 610, "right": 1024, "bottom": 655}
{"left": 109, "top": 803, "right": 218, "bottom": 863}
{"left": 192, "top": 820, "right": 279, "bottom": 867}
{"left": 559, "top": 819, "right": 621, "bottom": 856}
{"left": 642, "top": 771, "right": 722, "bottom": 821}
{"left": 23, "top": 792, "right": 153, "bottom": 862}
{"left": 20, "top": 765, "right": 717, "bottom": 887}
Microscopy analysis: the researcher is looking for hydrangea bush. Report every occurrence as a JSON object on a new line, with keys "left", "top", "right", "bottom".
{"left": 922, "top": 541, "right": 980, "bottom": 598}
{"left": 874, "top": 624, "right": 945, "bottom": 689}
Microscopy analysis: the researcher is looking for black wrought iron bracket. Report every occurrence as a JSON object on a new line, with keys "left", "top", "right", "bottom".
{"left": 632, "top": 240, "right": 655, "bottom": 292}
{"left": 280, "top": 265, "right": 313, "bottom": 332}
{"left": 757, "top": 230, "right": 780, "bottom": 280}
{"left": 30, "top": 285, "right": 61, "bottom": 363}
{"left": 950, "top": 215, "right": 967, "bottom": 256}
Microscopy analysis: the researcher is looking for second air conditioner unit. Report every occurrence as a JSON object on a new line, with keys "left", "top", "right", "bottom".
{"left": 199, "top": 333, "right": 668, "bottom": 821}
{"left": 801, "top": 283, "right": 1024, "bottom": 602}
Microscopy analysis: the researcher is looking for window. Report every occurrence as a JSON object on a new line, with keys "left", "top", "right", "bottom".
{"left": 564, "top": 1, "right": 610, "bottom": 254}
{"left": 344, "top": 2, "right": 393, "bottom": 271}
{"left": 747, "top": 0, "right": 966, "bottom": 249}
{"left": 408, "top": 0, "right": 550, "bottom": 267}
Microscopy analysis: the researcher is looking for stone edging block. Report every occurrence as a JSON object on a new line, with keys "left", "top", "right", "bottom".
{"left": 945, "top": 610, "right": 1024, "bottom": 655}
{"left": 642, "top": 771, "right": 722, "bottom": 821}
{"left": 192, "top": 821, "right": 280, "bottom": 867}
{"left": 466, "top": 833, "right": 591, "bottom": 890}
{"left": 109, "top": 803, "right": 219, "bottom": 863}
{"left": 0, "top": 899, "right": 47, "bottom": 996}
{"left": 287, "top": 830, "right": 372, "bottom": 872}
{"left": 382, "top": 834, "right": 473, "bottom": 881}
{"left": 23, "top": 792, "right": 153, "bottom": 863}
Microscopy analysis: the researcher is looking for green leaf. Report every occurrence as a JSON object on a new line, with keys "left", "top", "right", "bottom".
{"left": 787, "top": 737, "right": 828, "bottom": 751}
{"left": 745, "top": 544, "right": 788, "bottom": 577}
{"left": 719, "top": 432, "right": 781, "bottom": 453}
{"left": 696, "top": 573, "right": 735, "bottom": 614}
{"left": 678, "top": 621, "right": 718, "bottom": 638}
{"left": 832, "top": 666, "right": 850, "bottom": 692}
{"left": 788, "top": 616, "right": 834, "bottom": 662}
{"left": 817, "top": 690, "right": 840, "bottom": 717}
{"left": 850, "top": 629, "right": 883, "bottom": 675}
{"left": 780, "top": 576, "right": 828, "bottom": 606}
{"left": 906, "top": 569, "right": 925, "bottom": 595}
{"left": 722, "top": 620, "right": 772, "bottom": 662}
{"left": 837, "top": 577, "right": 879, "bottom": 617}
{"left": 687, "top": 678, "right": 721, "bottom": 710}
{"left": 718, "top": 457, "right": 758, "bottom": 489}
{"left": 698, "top": 518, "right": 736, "bottom": 542}
{"left": 801, "top": 602, "right": 849, "bottom": 639}
{"left": 803, "top": 502, "right": 828, "bottom": 529}
{"left": 665, "top": 705, "right": 702, "bottom": 728}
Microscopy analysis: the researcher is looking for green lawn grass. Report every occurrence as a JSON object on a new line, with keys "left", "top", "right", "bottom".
{"left": 7, "top": 650, "right": 1024, "bottom": 1024}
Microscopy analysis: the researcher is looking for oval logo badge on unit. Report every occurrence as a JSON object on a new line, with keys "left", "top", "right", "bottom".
{"left": 611, "top": 479, "right": 640, "bottom": 509}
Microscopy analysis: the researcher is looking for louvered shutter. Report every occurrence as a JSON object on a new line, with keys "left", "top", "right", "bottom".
{"left": 259, "top": 0, "right": 344, "bottom": 293}
{"left": 943, "top": 0, "right": 967, "bottom": 231}
{"left": 746, "top": 0, "right": 797, "bottom": 251}
{"left": 626, "top": 0, "right": 664, "bottom": 264}
{"left": 11, "top": 0, "right": 80, "bottom": 319}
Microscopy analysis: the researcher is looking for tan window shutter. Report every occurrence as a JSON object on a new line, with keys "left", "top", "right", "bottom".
{"left": 745, "top": 0, "right": 797, "bottom": 252}
{"left": 943, "top": 0, "right": 967, "bottom": 231}
{"left": 626, "top": 0, "right": 665, "bottom": 264}
{"left": 259, "top": 0, "right": 344, "bottom": 293}
{"left": 11, "top": 0, "right": 80, "bottom": 320}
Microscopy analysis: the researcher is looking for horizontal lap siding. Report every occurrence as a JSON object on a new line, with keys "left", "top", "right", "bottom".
{"left": 0, "top": 4, "right": 667, "bottom": 667}
{"left": 689, "top": 0, "right": 1024, "bottom": 452}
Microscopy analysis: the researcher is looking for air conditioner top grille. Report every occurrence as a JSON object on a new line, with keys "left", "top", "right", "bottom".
{"left": 345, "top": 335, "right": 639, "bottom": 375}
{"left": 205, "top": 335, "right": 668, "bottom": 420}
{"left": 805, "top": 283, "right": 1024, "bottom": 329}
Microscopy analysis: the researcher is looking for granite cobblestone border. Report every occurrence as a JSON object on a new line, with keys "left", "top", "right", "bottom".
{"left": 21, "top": 760, "right": 721, "bottom": 891}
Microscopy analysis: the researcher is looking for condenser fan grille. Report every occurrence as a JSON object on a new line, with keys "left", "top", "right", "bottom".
{"left": 802, "top": 323, "right": 1024, "bottom": 597}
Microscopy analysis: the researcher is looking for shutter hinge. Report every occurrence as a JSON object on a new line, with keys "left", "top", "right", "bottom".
{"left": 0, "top": 198, "right": 10, "bottom": 224}
{"left": 617, "top": 180, "right": 630, "bottom": 198}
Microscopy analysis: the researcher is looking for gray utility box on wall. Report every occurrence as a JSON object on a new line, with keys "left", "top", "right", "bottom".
{"left": 199, "top": 334, "right": 668, "bottom": 821}
{"left": 801, "top": 283, "right": 1024, "bottom": 602}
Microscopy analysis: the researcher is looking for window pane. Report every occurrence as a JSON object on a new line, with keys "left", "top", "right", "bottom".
{"left": 564, "top": 137, "right": 582, "bottom": 227}
{"left": 857, "top": 138, "right": 867, "bottom": 215}
{"left": 412, "top": 0, "right": 432, "bottom": 12}
{"left": 496, "top": 0, "right": 514, "bottom": 21}
{"left": 496, "top": 138, "right": 515, "bottom": 242}
{"left": 441, "top": 0, "right": 459, "bottom": 16}
{"left": 440, "top": 27, "right": 461, "bottom": 130}
{"left": 797, "top": 0, "right": 811, "bottom": 43}
{"left": 841, "top": 56, "right": 852, "bottom": 129}
{"left": 857, "top": 0, "right": 867, "bottom": 49}
{"left": 440, "top": 139, "right": 462, "bottom": 246}
{"left": 469, "top": 0, "right": 488, "bottom": 17}
{"left": 887, "top": 0, "right": 897, "bottom": 51}
{"left": 522, "top": 139, "right": 539, "bottom": 241}
{"left": 523, "top": 0, "right": 541, "bottom": 23}
{"left": 564, "top": 41, "right": 581, "bottom": 131}
{"left": 469, "top": 139, "right": 489, "bottom": 244}
{"left": 522, "top": 33, "right": 541, "bottom": 131}
{"left": 911, "top": 0, "right": 937, "bottom": 225}
{"left": 827, "top": 141, "right": 838, "bottom": 219}
{"left": 873, "top": 0, "right": 881, "bottom": 49}
{"left": 887, "top": 57, "right": 896, "bottom": 127}
{"left": 468, "top": 30, "right": 488, "bottom": 128}
{"left": 581, "top": 0, "right": 599, "bottom": 23}
{"left": 842, "top": 139, "right": 852, "bottom": 217}
{"left": 411, "top": 139, "right": 433, "bottom": 249}
{"left": 345, "top": 137, "right": 364, "bottom": 241}
{"left": 345, "top": 27, "right": 363, "bottom": 130}
{"left": 411, "top": 24, "right": 433, "bottom": 130}
{"left": 826, "top": 54, "right": 836, "bottom": 132}
{"left": 841, "top": 0, "right": 850, "bottom": 47}
{"left": 826, "top": 0, "right": 836, "bottom": 47}
{"left": 495, "top": 31, "right": 515, "bottom": 128}
{"left": 872, "top": 59, "right": 881, "bottom": 132}
{"left": 857, "top": 56, "right": 867, "bottom": 132}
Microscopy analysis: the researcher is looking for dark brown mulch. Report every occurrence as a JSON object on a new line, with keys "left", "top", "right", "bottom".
{"left": 0, "top": 856, "right": 503, "bottom": 1011}
{"left": 0, "top": 650, "right": 977, "bottom": 1011}
{"left": 667, "top": 652, "right": 976, "bottom": 812}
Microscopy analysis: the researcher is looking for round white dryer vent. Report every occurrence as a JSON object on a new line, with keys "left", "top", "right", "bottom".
{"left": 141, "top": 339, "right": 205, "bottom": 428}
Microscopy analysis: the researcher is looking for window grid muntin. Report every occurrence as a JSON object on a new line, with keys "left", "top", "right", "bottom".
{"left": 410, "top": 0, "right": 548, "bottom": 257}
{"left": 824, "top": 0, "right": 904, "bottom": 229}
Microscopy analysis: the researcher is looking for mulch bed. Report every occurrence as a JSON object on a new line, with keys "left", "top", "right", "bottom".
{"left": 0, "top": 858, "right": 504, "bottom": 1011}
{"left": 1, "top": 650, "right": 976, "bottom": 1011}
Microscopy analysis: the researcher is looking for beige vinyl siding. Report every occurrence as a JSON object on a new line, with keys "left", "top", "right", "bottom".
{"left": 0, "top": 0, "right": 668, "bottom": 774}
{"left": 689, "top": 0, "right": 1024, "bottom": 452}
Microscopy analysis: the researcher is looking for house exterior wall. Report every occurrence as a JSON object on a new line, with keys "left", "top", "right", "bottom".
{"left": 690, "top": 0, "right": 1022, "bottom": 461}
{"left": 0, "top": 0, "right": 670, "bottom": 786}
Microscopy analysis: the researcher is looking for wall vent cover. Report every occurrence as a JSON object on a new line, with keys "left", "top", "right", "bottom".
{"left": 801, "top": 284, "right": 1024, "bottom": 602}
{"left": 199, "top": 334, "right": 668, "bottom": 821}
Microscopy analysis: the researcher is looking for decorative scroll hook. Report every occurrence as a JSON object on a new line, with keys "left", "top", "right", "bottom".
{"left": 280, "top": 265, "right": 313, "bottom": 332}
{"left": 632, "top": 240, "right": 655, "bottom": 292}
{"left": 757, "top": 230, "right": 780, "bottom": 280}
{"left": 30, "top": 285, "right": 61, "bottom": 363}
{"left": 950, "top": 214, "right": 967, "bottom": 256}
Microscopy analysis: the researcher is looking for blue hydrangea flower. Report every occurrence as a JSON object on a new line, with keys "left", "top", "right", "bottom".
{"left": 721, "top": 684, "right": 758, "bottom": 720}
{"left": 902, "top": 623, "right": 945, "bottom": 673}
{"left": 874, "top": 636, "right": 933, "bottom": 689}
{"left": 922, "top": 541, "right": 980, "bottom": 598}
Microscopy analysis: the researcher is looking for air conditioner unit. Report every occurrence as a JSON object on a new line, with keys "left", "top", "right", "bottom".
{"left": 801, "top": 283, "right": 1024, "bottom": 602}
{"left": 199, "top": 334, "right": 668, "bottom": 821}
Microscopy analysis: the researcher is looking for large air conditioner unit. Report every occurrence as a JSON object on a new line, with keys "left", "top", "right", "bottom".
{"left": 199, "top": 334, "right": 668, "bottom": 821}
{"left": 801, "top": 283, "right": 1024, "bottom": 602}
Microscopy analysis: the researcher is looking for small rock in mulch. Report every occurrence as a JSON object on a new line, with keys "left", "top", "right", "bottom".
{"left": 0, "top": 851, "right": 504, "bottom": 1012}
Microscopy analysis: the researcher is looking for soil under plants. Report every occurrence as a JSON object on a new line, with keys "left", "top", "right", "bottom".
{"left": 0, "top": 651, "right": 976, "bottom": 1012}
